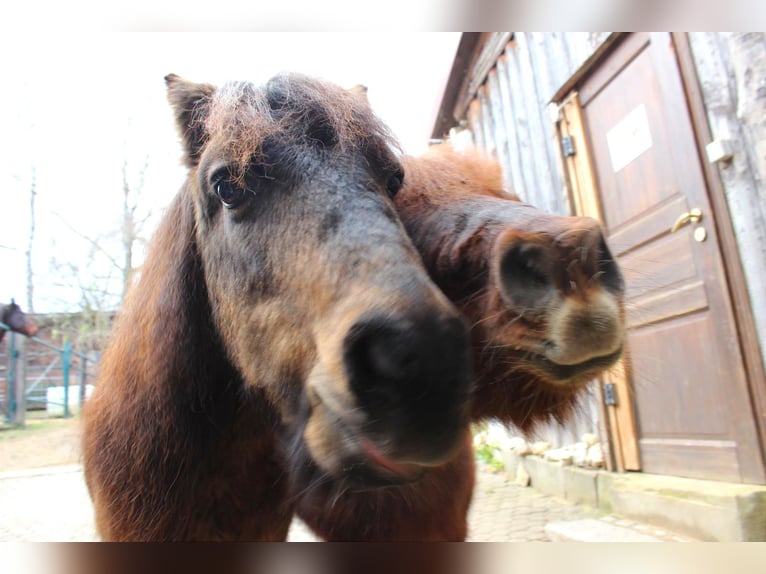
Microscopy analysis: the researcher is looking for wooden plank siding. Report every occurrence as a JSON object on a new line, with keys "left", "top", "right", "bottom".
{"left": 494, "top": 55, "right": 527, "bottom": 199}
{"left": 438, "top": 33, "right": 615, "bottom": 215}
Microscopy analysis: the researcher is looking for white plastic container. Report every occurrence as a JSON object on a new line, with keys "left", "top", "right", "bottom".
{"left": 46, "top": 384, "right": 94, "bottom": 416}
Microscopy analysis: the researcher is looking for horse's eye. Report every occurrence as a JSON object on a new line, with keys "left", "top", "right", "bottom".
{"left": 386, "top": 170, "right": 404, "bottom": 198}
{"left": 215, "top": 179, "right": 247, "bottom": 209}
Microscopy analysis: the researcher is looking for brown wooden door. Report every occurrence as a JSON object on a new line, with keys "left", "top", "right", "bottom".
{"left": 564, "top": 33, "right": 765, "bottom": 484}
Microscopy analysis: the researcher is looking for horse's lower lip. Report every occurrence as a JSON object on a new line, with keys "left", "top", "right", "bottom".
{"left": 515, "top": 346, "right": 624, "bottom": 381}
{"left": 310, "top": 390, "right": 425, "bottom": 484}
{"left": 345, "top": 448, "right": 426, "bottom": 489}
{"left": 359, "top": 439, "right": 424, "bottom": 480}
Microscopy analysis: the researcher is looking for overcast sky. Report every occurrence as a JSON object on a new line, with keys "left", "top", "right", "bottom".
{"left": 0, "top": 33, "right": 461, "bottom": 313}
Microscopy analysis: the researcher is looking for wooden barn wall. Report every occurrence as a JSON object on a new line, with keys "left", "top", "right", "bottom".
{"left": 687, "top": 32, "right": 766, "bottom": 373}
{"left": 461, "top": 32, "right": 609, "bottom": 217}
{"left": 457, "top": 32, "right": 611, "bottom": 448}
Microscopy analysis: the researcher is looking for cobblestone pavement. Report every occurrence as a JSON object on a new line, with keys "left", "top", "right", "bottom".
{"left": 466, "top": 471, "right": 597, "bottom": 541}
{"left": 0, "top": 464, "right": 683, "bottom": 542}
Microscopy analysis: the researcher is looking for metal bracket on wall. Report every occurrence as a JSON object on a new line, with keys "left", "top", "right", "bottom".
{"left": 561, "top": 135, "right": 576, "bottom": 157}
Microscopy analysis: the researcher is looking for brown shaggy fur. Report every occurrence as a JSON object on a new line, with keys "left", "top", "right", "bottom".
{"left": 293, "top": 144, "right": 625, "bottom": 541}
{"left": 82, "top": 75, "right": 471, "bottom": 541}
{"left": 82, "top": 192, "right": 292, "bottom": 541}
{"left": 292, "top": 430, "right": 476, "bottom": 541}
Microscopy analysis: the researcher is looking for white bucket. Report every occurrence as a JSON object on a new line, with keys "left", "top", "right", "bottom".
{"left": 46, "top": 384, "right": 94, "bottom": 416}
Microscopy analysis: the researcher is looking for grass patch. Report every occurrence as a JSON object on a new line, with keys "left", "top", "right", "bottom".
{"left": 475, "top": 443, "right": 505, "bottom": 472}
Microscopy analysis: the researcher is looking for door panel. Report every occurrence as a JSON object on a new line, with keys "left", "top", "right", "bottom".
{"left": 608, "top": 194, "right": 688, "bottom": 258}
{"left": 584, "top": 46, "right": 679, "bottom": 230}
{"left": 620, "top": 230, "right": 698, "bottom": 302}
{"left": 638, "top": 439, "right": 740, "bottom": 481}
{"left": 629, "top": 316, "right": 728, "bottom": 436}
{"left": 567, "top": 33, "right": 765, "bottom": 483}
{"left": 626, "top": 280, "right": 708, "bottom": 331}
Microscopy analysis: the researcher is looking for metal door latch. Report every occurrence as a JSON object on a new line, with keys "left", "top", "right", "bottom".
{"left": 671, "top": 207, "right": 703, "bottom": 233}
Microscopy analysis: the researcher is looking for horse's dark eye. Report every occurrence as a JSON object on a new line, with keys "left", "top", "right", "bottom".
{"left": 386, "top": 170, "right": 404, "bottom": 197}
{"left": 215, "top": 179, "right": 247, "bottom": 208}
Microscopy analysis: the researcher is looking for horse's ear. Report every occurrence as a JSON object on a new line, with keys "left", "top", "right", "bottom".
{"left": 165, "top": 74, "right": 217, "bottom": 166}
{"left": 349, "top": 84, "right": 369, "bottom": 103}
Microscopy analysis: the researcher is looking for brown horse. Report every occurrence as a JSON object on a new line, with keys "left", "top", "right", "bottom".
{"left": 291, "top": 144, "right": 625, "bottom": 541}
{"left": 81, "top": 75, "right": 472, "bottom": 541}
{"left": 0, "top": 299, "right": 38, "bottom": 342}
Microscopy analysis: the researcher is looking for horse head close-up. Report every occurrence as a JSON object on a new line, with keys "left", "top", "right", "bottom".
{"left": 292, "top": 144, "right": 627, "bottom": 541}
{"left": 398, "top": 145, "right": 625, "bottom": 430}
{"left": 81, "top": 74, "right": 472, "bottom": 541}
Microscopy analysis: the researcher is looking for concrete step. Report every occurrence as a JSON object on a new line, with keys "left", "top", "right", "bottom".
{"left": 602, "top": 472, "right": 766, "bottom": 542}
{"left": 545, "top": 517, "right": 696, "bottom": 542}
{"left": 514, "top": 454, "right": 766, "bottom": 541}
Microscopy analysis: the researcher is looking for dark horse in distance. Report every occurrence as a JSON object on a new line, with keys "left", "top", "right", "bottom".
{"left": 0, "top": 299, "right": 38, "bottom": 343}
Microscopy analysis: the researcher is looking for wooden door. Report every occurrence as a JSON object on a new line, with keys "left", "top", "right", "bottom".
{"left": 559, "top": 33, "right": 765, "bottom": 484}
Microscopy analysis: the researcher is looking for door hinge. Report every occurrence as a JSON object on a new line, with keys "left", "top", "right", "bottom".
{"left": 561, "top": 135, "right": 576, "bottom": 157}
{"left": 603, "top": 382, "right": 617, "bottom": 406}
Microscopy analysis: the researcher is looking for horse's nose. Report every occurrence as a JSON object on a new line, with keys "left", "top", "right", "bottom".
{"left": 343, "top": 312, "right": 471, "bottom": 464}
{"left": 494, "top": 218, "right": 625, "bottom": 367}
{"left": 496, "top": 218, "right": 623, "bottom": 306}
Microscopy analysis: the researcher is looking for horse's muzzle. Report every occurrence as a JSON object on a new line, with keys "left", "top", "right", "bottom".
{"left": 341, "top": 312, "right": 471, "bottom": 470}
{"left": 303, "top": 307, "right": 472, "bottom": 483}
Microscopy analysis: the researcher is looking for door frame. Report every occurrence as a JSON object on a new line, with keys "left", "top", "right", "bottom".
{"left": 552, "top": 32, "right": 766, "bottom": 476}
{"left": 556, "top": 90, "right": 641, "bottom": 473}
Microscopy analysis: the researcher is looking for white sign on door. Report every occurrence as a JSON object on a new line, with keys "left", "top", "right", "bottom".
{"left": 606, "top": 104, "right": 653, "bottom": 173}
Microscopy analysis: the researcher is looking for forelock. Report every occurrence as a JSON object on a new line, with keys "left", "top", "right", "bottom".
{"left": 204, "top": 74, "right": 401, "bottom": 176}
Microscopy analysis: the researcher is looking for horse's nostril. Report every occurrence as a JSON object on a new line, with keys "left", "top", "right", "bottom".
{"left": 343, "top": 312, "right": 470, "bottom": 414}
{"left": 344, "top": 318, "right": 417, "bottom": 409}
{"left": 366, "top": 335, "right": 418, "bottom": 383}
{"left": 597, "top": 235, "right": 624, "bottom": 294}
{"left": 498, "top": 242, "right": 553, "bottom": 307}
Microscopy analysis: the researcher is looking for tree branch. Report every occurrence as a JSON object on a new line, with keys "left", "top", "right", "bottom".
{"left": 51, "top": 212, "right": 123, "bottom": 273}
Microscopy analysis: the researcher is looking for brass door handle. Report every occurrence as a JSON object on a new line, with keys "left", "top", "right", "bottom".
{"left": 671, "top": 208, "right": 703, "bottom": 233}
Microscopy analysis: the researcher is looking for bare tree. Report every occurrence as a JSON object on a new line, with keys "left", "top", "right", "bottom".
{"left": 51, "top": 144, "right": 153, "bottom": 307}
{"left": 120, "top": 153, "right": 151, "bottom": 297}
{"left": 44, "top": 116, "right": 154, "bottom": 349}
{"left": 25, "top": 167, "right": 36, "bottom": 312}
{"left": 47, "top": 255, "right": 117, "bottom": 352}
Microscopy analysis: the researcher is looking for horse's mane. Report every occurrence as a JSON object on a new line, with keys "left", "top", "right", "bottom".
{"left": 402, "top": 145, "right": 520, "bottom": 203}
{"left": 84, "top": 189, "right": 279, "bottom": 539}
